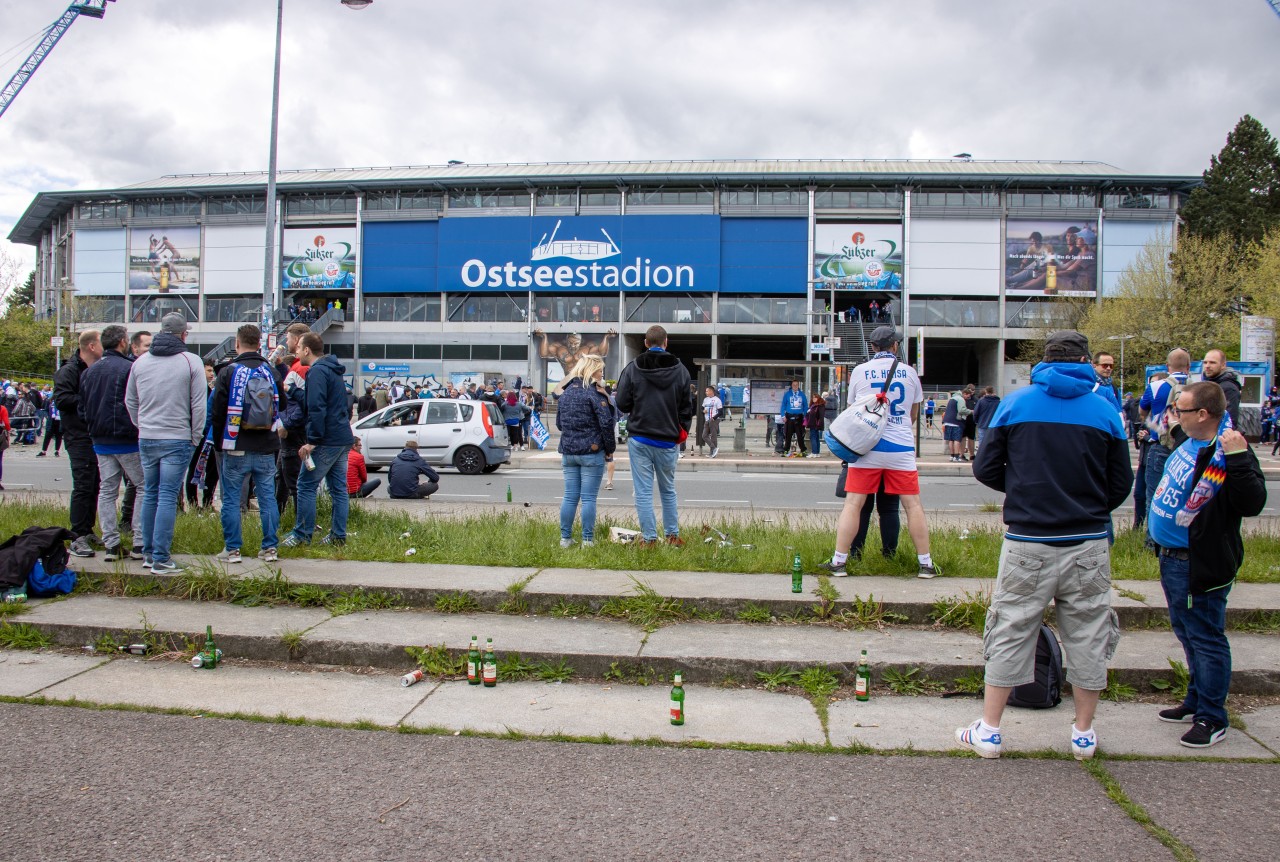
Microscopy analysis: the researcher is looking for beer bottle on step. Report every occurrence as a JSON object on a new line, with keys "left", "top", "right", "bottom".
{"left": 855, "top": 649, "right": 870, "bottom": 702}
{"left": 791, "top": 553, "right": 803, "bottom": 593}
{"left": 467, "top": 635, "right": 481, "bottom": 685}
{"left": 482, "top": 638, "right": 497, "bottom": 687}
{"left": 670, "top": 673, "right": 685, "bottom": 725}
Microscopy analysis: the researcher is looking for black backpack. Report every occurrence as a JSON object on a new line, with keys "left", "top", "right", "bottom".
{"left": 1007, "top": 624, "right": 1063, "bottom": 709}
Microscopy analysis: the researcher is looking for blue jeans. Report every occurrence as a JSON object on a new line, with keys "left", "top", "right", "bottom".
{"left": 219, "top": 451, "right": 280, "bottom": 551}
{"left": 291, "top": 444, "right": 350, "bottom": 543}
{"left": 1160, "top": 554, "right": 1232, "bottom": 727}
{"left": 139, "top": 439, "right": 193, "bottom": 564}
{"left": 809, "top": 428, "right": 821, "bottom": 455}
{"left": 628, "top": 439, "right": 679, "bottom": 541}
{"left": 560, "top": 452, "right": 605, "bottom": 541}
{"left": 1144, "top": 443, "right": 1171, "bottom": 521}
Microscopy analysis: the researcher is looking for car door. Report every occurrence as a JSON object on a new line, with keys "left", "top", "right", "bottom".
{"left": 362, "top": 402, "right": 424, "bottom": 462}
{"left": 419, "top": 400, "right": 461, "bottom": 463}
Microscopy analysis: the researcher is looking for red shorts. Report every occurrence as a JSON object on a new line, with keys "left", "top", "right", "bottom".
{"left": 845, "top": 467, "right": 920, "bottom": 496}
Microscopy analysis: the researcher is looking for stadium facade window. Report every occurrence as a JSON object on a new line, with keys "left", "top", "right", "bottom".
{"left": 814, "top": 187, "right": 903, "bottom": 209}
{"left": 580, "top": 189, "right": 621, "bottom": 207}
{"left": 133, "top": 199, "right": 201, "bottom": 218}
{"left": 535, "top": 189, "right": 575, "bottom": 208}
{"left": 362, "top": 294, "right": 441, "bottom": 322}
{"left": 207, "top": 197, "right": 266, "bottom": 215}
{"left": 448, "top": 189, "right": 531, "bottom": 209}
{"left": 1006, "top": 188, "right": 1098, "bottom": 208}
{"left": 76, "top": 202, "right": 127, "bottom": 220}
{"left": 912, "top": 188, "right": 999, "bottom": 207}
{"left": 364, "top": 190, "right": 441, "bottom": 211}
{"left": 719, "top": 296, "right": 807, "bottom": 325}
{"left": 626, "top": 293, "right": 712, "bottom": 324}
{"left": 625, "top": 188, "right": 713, "bottom": 207}
{"left": 204, "top": 295, "right": 260, "bottom": 323}
{"left": 908, "top": 298, "right": 1000, "bottom": 328}
{"left": 284, "top": 194, "right": 357, "bottom": 216}
{"left": 447, "top": 293, "right": 529, "bottom": 322}
{"left": 531, "top": 295, "right": 619, "bottom": 324}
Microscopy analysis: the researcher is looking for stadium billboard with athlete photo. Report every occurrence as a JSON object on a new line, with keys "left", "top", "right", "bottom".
{"left": 814, "top": 223, "right": 903, "bottom": 290}
{"left": 1005, "top": 219, "right": 1098, "bottom": 297}
{"left": 533, "top": 329, "right": 622, "bottom": 391}
{"left": 128, "top": 227, "right": 200, "bottom": 293}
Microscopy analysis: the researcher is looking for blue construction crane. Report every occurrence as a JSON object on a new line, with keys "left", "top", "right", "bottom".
{"left": 0, "top": 1, "right": 115, "bottom": 120}
{"left": 1269, "top": 0, "right": 1280, "bottom": 19}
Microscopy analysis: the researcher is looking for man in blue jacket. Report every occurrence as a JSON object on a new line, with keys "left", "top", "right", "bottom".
{"left": 781, "top": 379, "right": 808, "bottom": 456}
{"left": 388, "top": 440, "right": 441, "bottom": 499}
{"left": 79, "top": 325, "right": 143, "bottom": 562}
{"left": 956, "top": 331, "right": 1132, "bottom": 761}
{"left": 283, "top": 333, "right": 355, "bottom": 548}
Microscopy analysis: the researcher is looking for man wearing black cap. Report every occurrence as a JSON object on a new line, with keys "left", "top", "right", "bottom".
{"left": 823, "top": 326, "right": 938, "bottom": 578}
{"left": 956, "top": 330, "right": 1132, "bottom": 760}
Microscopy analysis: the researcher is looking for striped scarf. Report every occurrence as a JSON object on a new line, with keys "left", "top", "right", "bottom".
{"left": 1175, "top": 413, "right": 1232, "bottom": 528}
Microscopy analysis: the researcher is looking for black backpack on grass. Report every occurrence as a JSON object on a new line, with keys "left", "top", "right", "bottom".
{"left": 1007, "top": 624, "right": 1063, "bottom": 709}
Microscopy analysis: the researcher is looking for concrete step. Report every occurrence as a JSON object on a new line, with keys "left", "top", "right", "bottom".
{"left": 70, "top": 556, "right": 1280, "bottom": 630}
{"left": 16, "top": 591, "right": 1280, "bottom": 694}
{"left": 5, "top": 649, "right": 1278, "bottom": 759}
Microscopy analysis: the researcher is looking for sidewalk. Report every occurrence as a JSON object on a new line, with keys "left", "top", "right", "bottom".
{"left": 6, "top": 555, "right": 1280, "bottom": 760}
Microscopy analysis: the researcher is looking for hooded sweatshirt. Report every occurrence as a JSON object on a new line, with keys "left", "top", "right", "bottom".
{"left": 303, "top": 354, "right": 354, "bottom": 447}
{"left": 615, "top": 348, "right": 693, "bottom": 445}
{"left": 1202, "top": 368, "right": 1242, "bottom": 428}
{"left": 388, "top": 447, "right": 440, "bottom": 497}
{"left": 125, "top": 332, "right": 207, "bottom": 445}
{"left": 973, "top": 361, "right": 1132, "bottom": 543}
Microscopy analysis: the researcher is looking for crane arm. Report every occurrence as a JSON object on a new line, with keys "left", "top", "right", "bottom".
{"left": 0, "top": 1, "right": 115, "bottom": 121}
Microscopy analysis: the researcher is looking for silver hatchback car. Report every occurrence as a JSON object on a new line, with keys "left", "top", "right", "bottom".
{"left": 351, "top": 398, "right": 511, "bottom": 474}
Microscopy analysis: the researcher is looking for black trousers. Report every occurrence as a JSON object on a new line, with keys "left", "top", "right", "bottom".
{"left": 120, "top": 475, "right": 136, "bottom": 531}
{"left": 276, "top": 447, "right": 301, "bottom": 514}
{"left": 784, "top": 415, "right": 807, "bottom": 453}
{"left": 391, "top": 480, "right": 438, "bottom": 500}
{"left": 851, "top": 480, "right": 901, "bottom": 558}
{"left": 65, "top": 436, "right": 99, "bottom": 538}
{"left": 40, "top": 419, "right": 62, "bottom": 454}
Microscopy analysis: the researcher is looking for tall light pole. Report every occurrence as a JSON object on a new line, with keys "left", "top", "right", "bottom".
{"left": 1108, "top": 334, "right": 1137, "bottom": 391}
{"left": 262, "top": 0, "right": 373, "bottom": 333}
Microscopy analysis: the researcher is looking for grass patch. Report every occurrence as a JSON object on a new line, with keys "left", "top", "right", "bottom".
{"left": 280, "top": 627, "right": 306, "bottom": 659}
{"left": 433, "top": 591, "right": 480, "bottom": 614}
{"left": 405, "top": 644, "right": 464, "bottom": 678}
{"left": 755, "top": 667, "right": 802, "bottom": 691}
{"left": 1114, "top": 587, "right": 1147, "bottom": 602}
{"left": 498, "top": 575, "right": 535, "bottom": 615}
{"left": 736, "top": 603, "right": 773, "bottom": 624}
{"left": 810, "top": 578, "right": 840, "bottom": 621}
{"left": 1081, "top": 760, "right": 1198, "bottom": 862}
{"left": 1102, "top": 670, "right": 1138, "bottom": 702}
{"left": 882, "top": 666, "right": 932, "bottom": 696}
{"left": 929, "top": 589, "right": 992, "bottom": 633}
{"left": 497, "top": 652, "right": 539, "bottom": 682}
{"left": 797, "top": 666, "right": 840, "bottom": 700}
{"left": 599, "top": 577, "right": 692, "bottom": 632}
{"left": 328, "top": 588, "right": 399, "bottom": 617}
{"left": 1234, "top": 610, "right": 1280, "bottom": 633}
{"left": 838, "top": 593, "right": 908, "bottom": 629}
{"left": 0, "top": 602, "right": 30, "bottom": 618}
{"left": 1149, "top": 659, "right": 1190, "bottom": 700}
{"left": 603, "top": 661, "right": 661, "bottom": 686}
{"left": 0, "top": 622, "right": 52, "bottom": 649}
{"left": 949, "top": 670, "right": 985, "bottom": 695}
{"left": 534, "top": 659, "right": 575, "bottom": 682}
{"left": 549, "top": 598, "right": 590, "bottom": 618}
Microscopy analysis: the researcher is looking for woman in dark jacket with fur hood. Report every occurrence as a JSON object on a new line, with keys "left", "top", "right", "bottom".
{"left": 555, "top": 354, "right": 615, "bottom": 548}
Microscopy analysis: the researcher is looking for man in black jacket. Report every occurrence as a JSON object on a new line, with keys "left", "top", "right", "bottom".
{"left": 615, "top": 325, "right": 693, "bottom": 546}
{"left": 1148, "top": 382, "right": 1266, "bottom": 748}
{"left": 388, "top": 440, "right": 440, "bottom": 499}
{"left": 210, "top": 325, "right": 283, "bottom": 564}
{"left": 1199, "top": 349, "right": 1241, "bottom": 428}
{"left": 79, "top": 325, "right": 144, "bottom": 561}
{"left": 56, "top": 329, "right": 105, "bottom": 556}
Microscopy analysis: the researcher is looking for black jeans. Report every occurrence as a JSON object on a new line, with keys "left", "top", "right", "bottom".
{"left": 276, "top": 446, "right": 301, "bottom": 515}
{"left": 851, "top": 480, "right": 900, "bottom": 558}
{"left": 66, "top": 436, "right": 100, "bottom": 538}
{"left": 40, "top": 419, "right": 62, "bottom": 454}
{"left": 784, "top": 415, "right": 807, "bottom": 453}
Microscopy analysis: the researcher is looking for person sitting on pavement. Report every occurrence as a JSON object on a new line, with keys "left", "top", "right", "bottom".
{"left": 347, "top": 437, "right": 381, "bottom": 498}
{"left": 388, "top": 440, "right": 440, "bottom": 499}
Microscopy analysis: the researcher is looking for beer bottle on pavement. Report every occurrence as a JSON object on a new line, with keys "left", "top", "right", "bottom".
{"left": 467, "top": 635, "right": 481, "bottom": 685}
{"left": 670, "top": 673, "right": 685, "bottom": 725}
{"left": 482, "top": 637, "right": 497, "bottom": 687}
{"left": 791, "top": 552, "right": 803, "bottom": 593}
{"left": 855, "top": 649, "right": 871, "bottom": 702}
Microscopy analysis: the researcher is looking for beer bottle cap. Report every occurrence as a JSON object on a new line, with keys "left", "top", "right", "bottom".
{"left": 673, "top": 673, "right": 683, "bottom": 685}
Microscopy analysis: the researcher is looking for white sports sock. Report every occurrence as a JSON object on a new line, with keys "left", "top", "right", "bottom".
{"left": 832, "top": 552, "right": 848, "bottom": 566}
{"left": 980, "top": 719, "right": 1000, "bottom": 734}
{"left": 918, "top": 553, "right": 933, "bottom": 567}
{"left": 1073, "top": 724, "right": 1095, "bottom": 737}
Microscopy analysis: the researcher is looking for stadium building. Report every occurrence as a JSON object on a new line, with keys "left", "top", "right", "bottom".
{"left": 8, "top": 159, "right": 1198, "bottom": 398}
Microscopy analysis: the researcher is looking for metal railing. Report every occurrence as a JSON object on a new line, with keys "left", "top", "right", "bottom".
{"left": 202, "top": 307, "right": 345, "bottom": 366}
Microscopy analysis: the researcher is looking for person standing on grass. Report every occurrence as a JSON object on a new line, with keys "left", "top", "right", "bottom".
{"left": 958, "top": 331, "right": 1132, "bottom": 761}
{"left": 555, "top": 354, "right": 615, "bottom": 547}
{"left": 58, "top": 329, "right": 105, "bottom": 558}
{"left": 1148, "top": 382, "right": 1265, "bottom": 748}
{"left": 615, "top": 325, "right": 692, "bottom": 547}
{"left": 210, "top": 324, "right": 282, "bottom": 565}
{"left": 125, "top": 313, "right": 207, "bottom": 575}
{"left": 283, "top": 333, "right": 354, "bottom": 547}
{"left": 78, "top": 325, "right": 144, "bottom": 563}
{"left": 822, "top": 326, "right": 938, "bottom": 579}
{"left": 701, "top": 386, "right": 722, "bottom": 459}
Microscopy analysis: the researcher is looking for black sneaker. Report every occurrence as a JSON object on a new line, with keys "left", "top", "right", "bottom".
{"left": 1180, "top": 719, "right": 1227, "bottom": 748}
{"left": 103, "top": 544, "right": 125, "bottom": 562}
{"left": 818, "top": 560, "right": 848, "bottom": 577}
{"left": 1158, "top": 705, "right": 1196, "bottom": 724}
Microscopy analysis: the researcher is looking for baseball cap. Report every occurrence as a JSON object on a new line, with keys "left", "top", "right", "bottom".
{"left": 868, "top": 325, "right": 901, "bottom": 347}
{"left": 1043, "top": 330, "right": 1090, "bottom": 361}
{"left": 160, "top": 312, "right": 190, "bottom": 335}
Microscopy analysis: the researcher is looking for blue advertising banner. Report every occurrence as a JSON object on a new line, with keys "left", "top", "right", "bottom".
{"left": 362, "top": 221, "right": 438, "bottom": 294}
{"left": 438, "top": 215, "right": 721, "bottom": 293}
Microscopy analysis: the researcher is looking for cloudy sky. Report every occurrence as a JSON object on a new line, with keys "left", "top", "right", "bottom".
{"left": 2, "top": 0, "right": 1277, "bottom": 274}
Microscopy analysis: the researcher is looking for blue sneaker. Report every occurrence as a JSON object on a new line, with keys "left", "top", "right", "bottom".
{"left": 955, "top": 719, "right": 1002, "bottom": 759}
{"left": 281, "top": 534, "right": 308, "bottom": 548}
{"left": 1071, "top": 727, "right": 1098, "bottom": 760}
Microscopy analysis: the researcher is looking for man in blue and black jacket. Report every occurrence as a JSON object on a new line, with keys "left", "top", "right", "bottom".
{"left": 955, "top": 331, "right": 1132, "bottom": 762}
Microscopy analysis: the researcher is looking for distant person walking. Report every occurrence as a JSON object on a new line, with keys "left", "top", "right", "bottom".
{"left": 615, "top": 325, "right": 693, "bottom": 547}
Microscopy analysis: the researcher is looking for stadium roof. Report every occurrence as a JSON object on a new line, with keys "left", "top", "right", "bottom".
{"left": 9, "top": 158, "right": 1200, "bottom": 245}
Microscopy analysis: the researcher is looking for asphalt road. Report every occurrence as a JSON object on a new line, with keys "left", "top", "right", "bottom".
{"left": 5, "top": 443, "right": 1279, "bottom": 516}
{"left": 0, "top": 701, "right": 1217, "bottom": 862}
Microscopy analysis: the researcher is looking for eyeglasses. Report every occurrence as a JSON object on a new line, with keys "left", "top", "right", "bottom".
{"left": 1169, "top": 403, "right": 1202, "bottom": 416}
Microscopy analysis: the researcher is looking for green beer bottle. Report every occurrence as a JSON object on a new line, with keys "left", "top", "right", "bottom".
{"left": 669, "top": 673, "right": 685, "bottom": 725}
{"left": 467, "top": 635, "right": 481, "bottom": 685}
{"left": 791, "top": 552, "right": 803, "bottom": 593}
{"left": 482, "top": 637, "right": 497, "bottom": 687}
{"left": 855, "top": 649, "right": 870, "bottom": 702}
{"left": 506, "top": 484, "right": 513, "bottom": 503}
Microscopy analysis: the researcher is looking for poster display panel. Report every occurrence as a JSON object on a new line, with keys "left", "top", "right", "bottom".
{"left": 1005, "top": 219, "right": 1098, "bottom": 297}
{"left": 282, "top": 228, "right": 357, "bottom": 291}
{"left": 814, "top": 223, "right": 903, "bottom": 290}
{"left": 128, "top": 227, "right": 200, "bottom": 293}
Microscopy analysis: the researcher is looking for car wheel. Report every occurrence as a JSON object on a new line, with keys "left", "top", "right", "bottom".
{"left": 453, "top": 445, "right": 485, "bottom": 475}
{"left": 481, "top": 464, "right": 501, "bottom": 474}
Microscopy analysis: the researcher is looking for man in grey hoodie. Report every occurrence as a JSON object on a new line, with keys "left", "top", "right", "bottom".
{"left": 125, "top": 313, "right": 207, "bottom": 574}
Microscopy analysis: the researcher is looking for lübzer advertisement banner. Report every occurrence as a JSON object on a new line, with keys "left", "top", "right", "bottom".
{"left": 814, "top": 223, "right": 903, "bottom": 290}
{"left": 282, "top": 228, "right": 357, "bottom": 291}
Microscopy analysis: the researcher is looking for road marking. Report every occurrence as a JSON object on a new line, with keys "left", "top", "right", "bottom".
{"left": 433, "top": 494, "right": 492, "bottom": 498}
{"left": 686, "top": 499, "right": 752, "bottom": 504}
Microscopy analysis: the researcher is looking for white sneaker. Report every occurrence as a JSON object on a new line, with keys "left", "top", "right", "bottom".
{"left": 559, "top": 538, "right": 574, "bottom": 549}
{"left": 257, "top": 547, "right": 279, "bottom": 562}
{"left": 955, "top": 719, "right": 1002, "bottom": 759}
{"left": 215, "top": 548, "right": 242, "bottom": 564}
{"left": 582, "top": 540, "right": 594, "bottom": 547}
{"left": 1071, "top": 727, "right": 1098, "bottom": 760}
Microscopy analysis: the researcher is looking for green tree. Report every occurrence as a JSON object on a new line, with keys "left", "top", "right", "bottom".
{"left": 10, "top": 271, "right": 36, "bottom": 310}
{"left": 0, "top": 306, "right": 56, "bottom": 377}
{"left": 1180, "top": 115, "right": 1280, "bottom": 248}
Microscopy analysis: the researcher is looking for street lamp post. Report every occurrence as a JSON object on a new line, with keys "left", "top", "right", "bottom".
{"left": 1107, "top": 334, "right": 1137, "bottom": 391}
{"left": 262, "top": 0, "right": 373, "bottom": 334}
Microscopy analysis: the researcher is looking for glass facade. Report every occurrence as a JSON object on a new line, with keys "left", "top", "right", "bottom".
{"left": 531, "top": 295, "right": 619, "bottom": 324}
{"left": 626, "top": 293, "right": 712, "bottom": 323}
{"left": 362, "top": 294, "right": 442, "bottom": 322}
{"left": 205, "top": 295, "right": 260, "bottom": 324}
{"left": 447, "top": 293, "right": 528, "bottom": 322}
{"left": 719, "top": 296, "right": 807, "bottom": 325}
{"left": 908, "top": 298, "right": 1000, "bottom": 328}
